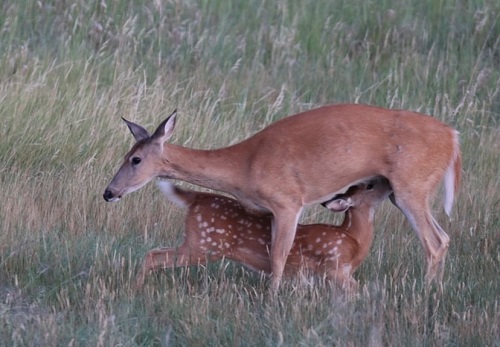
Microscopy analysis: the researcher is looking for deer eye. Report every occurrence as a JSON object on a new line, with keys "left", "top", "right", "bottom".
{"left": 131, "top": 157, "right": 142, "bottom": 165}
{"left": 366, "top": 183, "right": 374, "bottom": 190}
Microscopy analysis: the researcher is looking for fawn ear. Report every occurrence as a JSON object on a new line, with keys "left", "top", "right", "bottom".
{"left": 152, "top": 110, "right": 177, "bottom": 145}
{"left": 122, "top": 118, "right": 150, "bottom": 142}
{"left": 324, "top": 197, "right": 354, "bottom": 212}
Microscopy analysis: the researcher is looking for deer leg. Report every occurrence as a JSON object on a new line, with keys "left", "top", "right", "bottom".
{"left": 136, "top": 245, "right": 210, "bottom": 287}
{"left": 326, "top": 263, "right": 359, "bottom": 293}
{"left": 269, "top": 207, "right": 302, "bottom": 293}
{"left": 430, "top": 215, "right": 450, "bottom": 282}
{"left": 391, "top": 195, "right": 450, "bottom": 284}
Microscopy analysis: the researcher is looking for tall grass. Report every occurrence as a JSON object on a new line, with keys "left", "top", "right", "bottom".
{"left": 0, "top": 0, "right": 499, "bottom": 345}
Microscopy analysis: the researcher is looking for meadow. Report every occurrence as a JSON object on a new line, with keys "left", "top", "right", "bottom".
{"left": 0, "top": 0, "right": 499, "bottom": 345}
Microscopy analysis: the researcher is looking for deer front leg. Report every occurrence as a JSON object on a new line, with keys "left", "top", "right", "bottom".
{"left": 269, "top": 207, "right": 302, "bottom": 293}
{"left": 135, "top": 246, "right": 208, "bottom": 287}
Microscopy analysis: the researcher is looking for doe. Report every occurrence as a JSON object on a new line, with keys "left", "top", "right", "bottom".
{"left": 104, "top": 104, "right": 461, "bottom": 291}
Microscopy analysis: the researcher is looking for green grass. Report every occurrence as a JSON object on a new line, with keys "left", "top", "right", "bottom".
{"left": 0, "top": 0, "right": 499, "bottom": 345}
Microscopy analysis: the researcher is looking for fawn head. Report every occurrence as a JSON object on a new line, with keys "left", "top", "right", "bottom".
{"left": 323, "top": 177, "right": 392, "bottom": 212}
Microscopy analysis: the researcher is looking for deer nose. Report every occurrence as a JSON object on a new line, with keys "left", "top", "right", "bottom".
{"left": 103, "top": 189, "right": 115, "bottom": 202}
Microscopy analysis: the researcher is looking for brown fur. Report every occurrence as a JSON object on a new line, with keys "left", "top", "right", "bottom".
{"left": 104, "top": 104, "right": 461, "bottom": 291}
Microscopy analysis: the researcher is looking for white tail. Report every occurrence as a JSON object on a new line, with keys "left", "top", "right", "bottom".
{"left": 135, "top": 177, "right": 393, "bottom": 290}
{"left": 104, "top": 104, "right": 461, "bottom": 291}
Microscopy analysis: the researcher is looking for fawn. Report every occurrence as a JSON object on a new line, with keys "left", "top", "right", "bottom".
{"left": 136, "top": 177, "right": 392, "bottom": 290}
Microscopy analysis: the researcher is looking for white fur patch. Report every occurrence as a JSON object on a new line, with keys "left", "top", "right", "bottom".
{"left": 156, "top": 180, "right": 189, "bottom": 208}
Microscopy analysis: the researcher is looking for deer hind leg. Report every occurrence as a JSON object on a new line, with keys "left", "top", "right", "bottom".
{"left": 391, "top": 192, "right": 450, "bottom": 284}
{"left": 135, "top": 246, "right": 212, "bottom": 287}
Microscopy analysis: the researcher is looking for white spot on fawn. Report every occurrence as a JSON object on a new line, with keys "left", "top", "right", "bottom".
{"left": 328, "top": 246, "right": 339, "bottom": 255}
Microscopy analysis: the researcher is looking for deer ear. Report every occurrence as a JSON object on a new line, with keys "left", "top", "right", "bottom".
{"left": 324, "top": 197, "right": 354, "bottom": 212}
{"left": 152, "top": 110, "right": 177, "bottom": 144}
{"left": 122, "top": 118, "right": 151, "bottom": 142}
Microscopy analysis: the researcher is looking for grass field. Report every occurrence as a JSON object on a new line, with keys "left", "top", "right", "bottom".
{"left": 0, "top": 0, "right": 499, "bottom": 345}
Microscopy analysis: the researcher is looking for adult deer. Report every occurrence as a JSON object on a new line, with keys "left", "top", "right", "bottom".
{"left": 103, "top": 104, "right": 461, "bottom": 291}
{"left": 136, "top": 177, "right": 392, "bottom": 290}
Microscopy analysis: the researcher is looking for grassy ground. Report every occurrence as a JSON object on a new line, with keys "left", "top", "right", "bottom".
{"left": 0, "top": 0, "right": 499, "bottom": 345}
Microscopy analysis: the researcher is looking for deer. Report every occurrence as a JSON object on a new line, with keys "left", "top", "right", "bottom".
{"left": 103, "top": 103, "right": 461, "bottom": 292}
{"left": 135, "top": 176, "right": 393, "bottom": 290}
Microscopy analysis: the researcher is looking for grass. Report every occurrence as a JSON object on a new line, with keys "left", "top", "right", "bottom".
{"left": 0, "top": 0, "right": 499, "bottom": 345}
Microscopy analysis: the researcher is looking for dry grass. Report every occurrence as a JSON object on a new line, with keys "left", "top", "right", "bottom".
{"left": 0, "top": 0, "right": 499, "bottom": 345}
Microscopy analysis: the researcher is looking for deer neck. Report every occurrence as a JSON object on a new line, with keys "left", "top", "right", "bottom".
{"left": 340, "top": 206, "right": 375, "bottom": 246}
{"left": 161, "top": 144, "right": 245, "bottom": 193}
